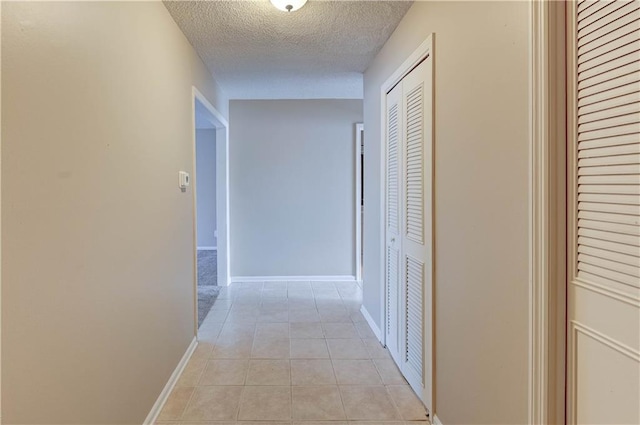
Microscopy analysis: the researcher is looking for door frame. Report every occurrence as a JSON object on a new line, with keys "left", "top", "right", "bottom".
{"left": 355, "top": 123, "right": 364, "bottom": 284}
{"left": 529, "top": 2, "right": 567, "bottom": 424}
{"left": 380, "top": 33, "right": 435, "bottom": 416}
{"left": 191, "top": 87, "right": 230, "bottom": 334}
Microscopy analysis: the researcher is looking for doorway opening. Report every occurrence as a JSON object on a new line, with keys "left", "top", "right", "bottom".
{"left": 192, "top": 88, "right": 230, "bottom": 330}
{"left": 356, "top": 123, "right": 364, "bottom": 285}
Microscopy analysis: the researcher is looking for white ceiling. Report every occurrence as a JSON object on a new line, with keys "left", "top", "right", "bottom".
{"left": 164, "top": 1, "right": 413, "bottom": 99}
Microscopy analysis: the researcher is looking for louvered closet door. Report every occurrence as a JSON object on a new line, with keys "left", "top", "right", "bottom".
{"left": 567, "top": 2, "right": 640, "bottom": 424}
{"left": 385, "top": 82, "right": 403, "bottom": 364}
{"left": 399, "top": 58, "right": 433, "bottom": 405}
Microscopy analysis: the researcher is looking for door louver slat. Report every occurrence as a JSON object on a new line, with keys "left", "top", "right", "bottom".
{"left": 579, "top": 244, "right": 640, "bottom": 266}
{"left": 388, "top": 104, "right": 399, "bottom": 235}
{"left": 405, "top": 255, "right": 423, "bottom": 383}
{"left": 387, "top": 246, "right": 399, "bottom": 335}
{"left": 405, "top": 85, "right": 424, "bottom": 244}
{"left": 576, "top": 1, "right": 640, "bottom": 301}
{"left": 577, "top": 1, "right": 640, "bottom": 39}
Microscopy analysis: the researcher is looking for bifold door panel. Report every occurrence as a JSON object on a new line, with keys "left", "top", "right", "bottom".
{"left": 384, "top": 51, "right": 434, "bottom": 410}
{"left": 567, "top": 2, "right": 640, "bottom": 424}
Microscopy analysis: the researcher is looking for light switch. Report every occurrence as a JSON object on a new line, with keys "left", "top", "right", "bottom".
{"left": 179, "top": 171, "right": 190, "bottom": 191}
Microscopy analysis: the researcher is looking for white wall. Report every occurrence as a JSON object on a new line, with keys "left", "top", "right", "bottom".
{"left": 230, "top": 100, "right": 363, "bottom": 278}
{"left": 196, "top": 129, "right": 217, "bottom": 248}
{"left": 362, "top": 2, "right": 530, "bottom": 424}
{"left": 1, "top": 2, "right": 228, "bottom": 423}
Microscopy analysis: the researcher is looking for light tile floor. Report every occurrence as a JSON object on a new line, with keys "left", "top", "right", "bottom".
{"left": 157, "top": 281, "right": 429, "bottom": 425}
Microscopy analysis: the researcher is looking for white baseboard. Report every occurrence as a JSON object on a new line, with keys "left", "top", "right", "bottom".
{"left": 433, "top": 414, "right": 444, "bottom": 425}
{"left": 360, "top": 305, "right": 383, "bottom": 342}
{"left": 231, "top": 275, "right": 357, "bottom": 283}
{"left": 197, "top": 246, "right": 217, "bottom": 251}
{"left": 143, "top": 337, "right": 198, "bottom": 425}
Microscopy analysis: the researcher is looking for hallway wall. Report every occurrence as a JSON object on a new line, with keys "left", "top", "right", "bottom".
{"left": 230, "top": 100, "right": 362, "bottom": 278}
{"left": 196, "top": 129, "right": 218, "bottom": 248}
{"left": 1, "top": 2, "right": 228, "bottom": 423}
{"left": 362, "top": 2, "right": 530, "bottom": 424}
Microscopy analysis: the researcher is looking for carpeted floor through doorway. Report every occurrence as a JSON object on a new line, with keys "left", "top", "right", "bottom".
{"left": 197, "top": 249, "right": 220, "bottom": 327}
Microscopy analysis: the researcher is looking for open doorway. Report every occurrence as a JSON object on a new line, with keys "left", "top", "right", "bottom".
{"left": 192, "top": 88, "right": 230, "bottom": 330}
{"left": 355, "top": 123, "right": 364, "bottom": 284}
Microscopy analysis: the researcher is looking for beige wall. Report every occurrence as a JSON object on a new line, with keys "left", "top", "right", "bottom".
{"left": 230, "top": 100, "right": 363, "bottom": 278}
{"left": 362, "top": 2, "right": 530, "bottom": 424}
{"left": 1, "top": 2, "right": 227, "bottom": 423}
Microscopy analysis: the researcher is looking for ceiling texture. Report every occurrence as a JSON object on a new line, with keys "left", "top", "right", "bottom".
{"left": 164, "top": 1, "right": 413, "bottom": 99}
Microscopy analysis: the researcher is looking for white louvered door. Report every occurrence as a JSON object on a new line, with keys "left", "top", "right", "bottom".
{"left": 384, "top": 46, "right": 434, "bottom": 412}
{"left": 385, "top": 82, "right": 403, "bottom": 365}
{"left": 567, "top": 2, "right": 640, "bottom": 424}
{"left": 399, "top": 59, "right": 432, "bottom": 402}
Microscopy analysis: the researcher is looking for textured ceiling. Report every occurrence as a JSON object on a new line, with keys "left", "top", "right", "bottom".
{"left": 164, "top": 1, "right": 413, "bottom": 99}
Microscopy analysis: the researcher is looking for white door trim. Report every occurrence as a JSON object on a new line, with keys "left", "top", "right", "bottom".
{"left": 380, "top": 33, "right": 435, "bottom": 416}
{"left": 191, "top": 87, "right": 230, "bottom": 336}
{"left": 355, "top": 123, "right": 364, "bottom": 284}
{"left": 0, "top": 2, "right": 3, "bottom": 420}
{"left": 529, "top": 2, "right": 566, "bottom": 424}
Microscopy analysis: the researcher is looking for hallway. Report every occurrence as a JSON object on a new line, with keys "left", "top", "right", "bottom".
{"left": 157, "top": 281, "right": 429, "bottom": 423}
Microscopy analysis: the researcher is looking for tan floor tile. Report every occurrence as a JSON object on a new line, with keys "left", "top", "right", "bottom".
{"left": 182, "top": 386, "right": 243, "bottom": 421}
{"left": 373, "top": 358, "right": 406, "bottom": 385}
{"left": 318, "top": 309, "right": 352, "bottom": 323}
{"left": 354, "top": 321, "right": 377, "bottom": 339}
{"left": 220, "top": 322, "right": 257, "bottom": 338}
{"left": 191, "top": 343, "right": 215, "bottom": 362}
{"left": 296, "top": 422, "right": 347, "bottom": 425}
{"left": 291, "top": 386, "right": 346, "bottom": 420}
{"left": 157, "top": 386, "right": 194, "bottom": 421}
{"left": 263, "top": 288, "right": 288, "bottom": 298}
{"left": 340, "top": 386, "right": 401, "bottom": 420}
{"left": 333, "top": 359, "right": 382, "bottom": 385}
{"left": 182, "top": 422, "right": 237, "bottom": 425}
{"left": 238, "top": 423, "right": 291, "bottom": 425}
{"left": 347, "top": 422, "right": 405, "bottom": 425}
{"left": 246, "top": 359, "right": 291, "bottom": 385}
{"left": 314, "top": 293, "right": 342, "bottom": 302}
{"left": 255, "top": 323, "right": 290, "bottom": 339}
{"left": 211, "top": 336, "right": 254, "bottom": 359}
{"left": 326, "top": 339, "right": 369, "bottom": 359}
{"left": 363, "top": 338, "right": 391, "bottom": 359}
{"left": 289, "top": 309, "right": 321, "bottom": 322}
{"left": 264, "top": 281, "right": 288, "bottom": 290}
{"left": 386, "top": 385, "right": 428, "bottom": 421}
{"left": 290, "top": 359, "right": 336, "bottom": 385}
{"left": 289, "top": 300, "right": 316, "bottom": 310}
{"left": 175, "top": 355, "right": 207, "bottom": 387}
{"left": 226, "top": 313, "right": 260, "bottom": 324}
{"left": 290, "top": 339, "right": 330, "bottom": 359}
{"left": 198, "top": 322, "right": 224, "bottom": 339}
{"left": 349, "top": 311, "right": 367, "bottom": 323}
{"left": 199, "top": 359, "right": 249, "bottom": 385}
{"left": 251, "top": 337, "right": 291, "bottom": 359}
{"left": 238, "top": 386, "right": 292, "bottom": 420}
{"left": 239, "top": 282, "right": 264, "bottom": 290}
{"left": 322, "top": 322, "right": 359, "bottom": 338}
{"left": 202, "top": 309, "right": 230, "bottom": 323}
{"left": 198, "top": 330, "right": 221, "bottom": 344}
{"left": 262, "top": 302, "right": 290, "bottom": 313}
{"left": 287, "top": 287, "right": 313, "bottom": 301}
{"left": 259, "top": 310, "right": 289, "bottom": 322}
{"left": 290, "top": 322, "right": 324, "bottom": 339}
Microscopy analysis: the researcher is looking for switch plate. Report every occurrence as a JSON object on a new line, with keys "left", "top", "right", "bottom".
{"left": 179, "top": 171, "right": 190, "bottom": 191}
